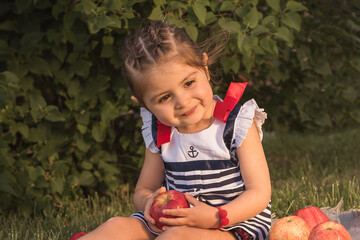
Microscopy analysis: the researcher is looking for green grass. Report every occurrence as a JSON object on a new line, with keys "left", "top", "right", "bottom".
{"left": 1, "top": 128, "right": 359, "bottom": 239}
{"left": 263, "top": 128, "right": 360, "bottom": 217}
{"left": 0, "top": 192, "right": 136, "bottom": 240}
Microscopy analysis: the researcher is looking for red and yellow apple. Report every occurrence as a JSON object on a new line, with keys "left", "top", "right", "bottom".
{"left": 293, "top": 206, "right": 330, "bottom": 231}
{"left": 150, "top": 190, "right": 189, "bottom": 228}
{"left": 270, "top": 215, "right": 310, "bottom": 240}
{"left": 308, "top": 221, "right": 352, "bottom": 240}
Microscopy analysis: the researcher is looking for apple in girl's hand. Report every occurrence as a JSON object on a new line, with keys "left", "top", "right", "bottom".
{"left": 270, "top": 216, "right": 310, "bottom": 240}
{"left": 150, "top": 190, "right": 189, "bottom": 228}
{"left": 293, "top": 206, "right": 330, "bottom": 231}
{"left": 308, "top": 221, "right": 352, "bottom": 240}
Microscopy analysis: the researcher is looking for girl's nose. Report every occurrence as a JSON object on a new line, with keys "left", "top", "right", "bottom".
{"left": 175, "top": 92, "right": 190, "bottom": 109}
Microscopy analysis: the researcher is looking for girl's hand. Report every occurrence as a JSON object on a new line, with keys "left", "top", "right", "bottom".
{"left": 159, "top": 192, "right": 220, "bottom": 230}
{"left": 143, "top": 186, "right": 167, "bottom": 233}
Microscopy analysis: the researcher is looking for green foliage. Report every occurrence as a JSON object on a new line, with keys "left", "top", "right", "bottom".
{"left": 0, "top": 0, "right": 359, "bottom": 214}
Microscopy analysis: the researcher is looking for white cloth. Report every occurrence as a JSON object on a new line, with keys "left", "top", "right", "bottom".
{"left": 141, "top": 98, "right": 267, "bottom": 154}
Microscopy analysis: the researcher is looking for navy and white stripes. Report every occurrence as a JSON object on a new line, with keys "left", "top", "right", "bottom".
{"left": 133, "top": 99, "right": 270, "bottom": 239}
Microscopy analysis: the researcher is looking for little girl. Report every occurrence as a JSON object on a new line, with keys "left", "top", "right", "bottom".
{"left": 76, "top": 20, "right": 271, "bottom": 240}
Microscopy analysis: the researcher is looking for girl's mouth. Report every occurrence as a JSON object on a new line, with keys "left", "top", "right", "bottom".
{"left": 182, "top": 105, "right": 197, "bottom": 116}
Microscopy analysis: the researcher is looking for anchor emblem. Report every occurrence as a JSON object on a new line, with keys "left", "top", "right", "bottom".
{"left": 187, "top": 146, "right": 199, "bottom": 158}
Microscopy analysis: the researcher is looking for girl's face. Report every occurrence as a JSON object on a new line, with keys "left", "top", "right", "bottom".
{"left": 140, "top": 60, "right": 215, "bottom": 133}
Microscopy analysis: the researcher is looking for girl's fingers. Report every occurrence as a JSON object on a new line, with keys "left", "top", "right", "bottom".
{"left": 162, "top": 207, "right": 189, "bottom": 217}
{"left": 184, "top": 192, "right": 199, "bottom": 206}
{"left": 144, "top": 187, "right": 167, "bottom": 224}
{"left": 159, "top": 216, "right": 185, "bottom": 227}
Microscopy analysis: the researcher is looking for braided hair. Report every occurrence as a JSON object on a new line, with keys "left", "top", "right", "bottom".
{"left": 122, "top": 20, "right": 226, "bottom": 107}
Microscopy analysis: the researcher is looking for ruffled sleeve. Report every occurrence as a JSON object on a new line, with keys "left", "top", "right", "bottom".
{"left": 140, "top": 107, "right": 160, "bottom": 153}
{"left": 233, "top": 99, "right": 267, "bottom": 149}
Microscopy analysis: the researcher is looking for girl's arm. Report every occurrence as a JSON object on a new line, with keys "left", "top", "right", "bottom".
{"left": 133, "top": 148, "right": 165, "bottom": 212}
{"left": 220, "top": 120, "right": 271, "bottom": 224}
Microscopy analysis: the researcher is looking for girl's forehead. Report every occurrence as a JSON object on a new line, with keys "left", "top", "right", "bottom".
{"left": 142, "top": 62, "right": 203, "bottom": 93}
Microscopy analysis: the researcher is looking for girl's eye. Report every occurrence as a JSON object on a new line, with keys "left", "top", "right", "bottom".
{"left": 159, "top": 94, "right": 171, "bottom": 103}
{"left": 185, "top": 80, "right": 195, "bottom": 87}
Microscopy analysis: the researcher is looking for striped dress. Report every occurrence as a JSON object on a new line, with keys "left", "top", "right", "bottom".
{"left": 131, "top": 98, "right": 271, "bottom": 240}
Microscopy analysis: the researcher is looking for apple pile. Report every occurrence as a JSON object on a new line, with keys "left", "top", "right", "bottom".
{"left": 270, "top": 206, "right": 352, "bottom": 240}
{"left": 150, "top": 190, "right": 189, "bottom": 228}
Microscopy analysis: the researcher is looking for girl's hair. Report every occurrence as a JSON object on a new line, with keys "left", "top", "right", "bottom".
{"left": 122, "top": 20, "right": 227, "bottom": 106}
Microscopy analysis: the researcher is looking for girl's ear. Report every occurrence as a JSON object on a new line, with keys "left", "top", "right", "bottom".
{"left": 203, "top": 52, "right": 209, "bottom": 65}
{"left": 131, "top": 96, "right": 139, "bottom": 103}
{"left": 203, "top": 53, "right": 210, "bottom": 80}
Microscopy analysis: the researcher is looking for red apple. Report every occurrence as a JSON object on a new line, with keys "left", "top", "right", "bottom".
{"left": 308, "top": 221, "right": 351, "bottom": 240}
{"left": 150, "top": 190, "right": 189, "bottom": 228}
{"left": 69, "top": 232, "right": 87, "bottom": 240}
{"left": 293, "top": 206, "right": 330, "bottom": 231}
{"left": 270, "top": 216, "right": 310, "bottom": 240}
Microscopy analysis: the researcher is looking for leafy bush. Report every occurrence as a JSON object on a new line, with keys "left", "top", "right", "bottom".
{"left": 0, "top": 0, "right": 359, "bottom": 214}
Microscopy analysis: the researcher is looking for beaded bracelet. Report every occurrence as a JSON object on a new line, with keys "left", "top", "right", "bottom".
{"left": 216, "top": 206, "right": 229, "bottom": 229}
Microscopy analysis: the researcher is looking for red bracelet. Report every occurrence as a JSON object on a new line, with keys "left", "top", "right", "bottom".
{"left": 216, "top": 206, "right": 229, "bottom": 229}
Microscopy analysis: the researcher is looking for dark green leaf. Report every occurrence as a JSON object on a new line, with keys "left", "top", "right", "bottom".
{"left": 76, "top": 135, "right": 91, "bottom": 152}
{"left": 251, "top": 25, "right": 269, "bottom": 37}
{"left": 148, "top": 6, "right": 164, "bottom": 21}
{"left": 296, "top": 45, "right": 311, "bottom": 70}
{"left": 260, "top": 37, "right": 278, "bottom": 55}
{"left": 76, "top": 124, "right": 88, "bottom": 135}
{"left": 237, "top": 33, "right": 251, "bottom": 56}
{"left": 154, "top": 0, "right": 166, "bottom": 6}
{"left": 30, "top": 94, "right": 46, "bottom": 111}
{"left": 185, "top": 25, "right": 198, "bottom": 41}
{"left": 12, "top": 123, "right": 29, "bottom": 138}
{"left": 0, "top": 172, "right": 17, "bottom": 196}
{"left": 192, "top": 2, "right": 207, "bottom": 25}
{"left": 242, "top": 54, "right": 254, "bottom": 73}
{"left": 80, "top": 161, "right": 93, "bottom": 170}
{"left": 51, "top": 44, "right": 67, "bottom": 62}
{"left": 266, "top": 0, "right": 280, "bottom": 12}
{"left": 286, "top": 1, "right": 308, "bottom": 12}
{"left": 101, "top": 101, "right": 119, "bottom": 124}
{"left": 45, "top": 105, "right": 65, "bottom": 122}
{"left": 26, "top": 166, "right": 44, "bottom": 182}
{"left": 205, "top": 11, "right": 217, "bottom": 25}
{"left": 350, "top": 109, "right": 360, "bottom": 124}
{"left": 262, "top": 15, "right": 278, "bottom": 28}
{"left": 100, "top": 45, "right": 114, "bottom": 58}
{"left": 15, "top": 0, "right": 32, "bottom": 12}
{"left": 276, "top": 26, "right": 293, "bottom": 45}
{"left": 71, "top": 59, "right": 92, "bottom": 78}
{"left": 50, "top": 177, "right": 64, "bottom": 194}
{"left": 314, "top": 58, "right": 332, "bottom": 76}
{"left": 97, "top": 15, "right": 116, "bottom": 29}
{"left": 219, "top": 1, "right": 236, "bottom": 12}
{"left": 28, "top": 56, "right": 52, "bottom": 76}
{"left": 349, "top": 57, "right": 360, "bottom": 72}
{"left": 342, "top": 87, "right": 357, "bottom": 103}
{"left": 52, "top": 2, "right": 64, "bottom": 19}
{"left": 98, "top": 161, "right": 119, "bottom": 176}
{"left": 20, "top": 32, "right": 44, "bottom": 51}
{"left": 281, "top": 12, "right": 301, "bottom": 31}
{"left": 314, "top": 112, "right": 332, "bottom": 127}
{"left": 82, "top": 0, "right": 97, "bottom": 15}
{"left": 244, "top": 7, "right": 260, "bottom": 29}
{"left": 92, "top": 122, "right": 106, "bottom": 142}
{"left": 79, "top": 171, "right": 96, "bottom": 186}
{"left": 218, "top": 18, "right": 241, "bottom": 33}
